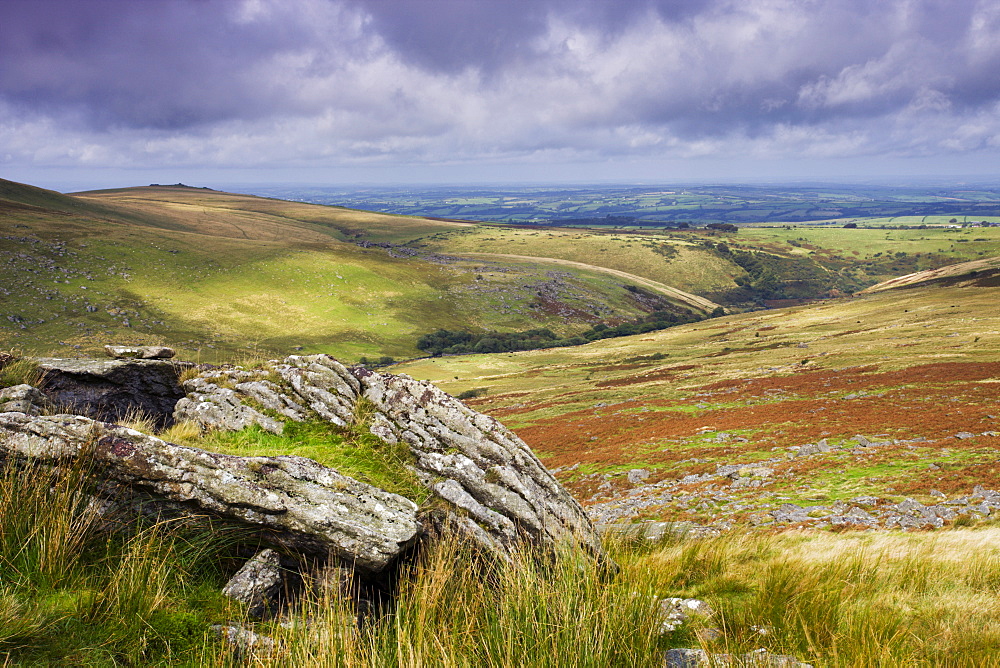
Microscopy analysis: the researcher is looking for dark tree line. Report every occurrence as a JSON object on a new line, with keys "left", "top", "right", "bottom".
{"left": 416, "top": 308, "right": 716, "bottom": 357}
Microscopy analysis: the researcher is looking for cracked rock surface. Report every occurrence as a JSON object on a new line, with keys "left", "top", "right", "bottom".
{"left": 0, "top": 411, "right": 420, "bottom": 574}
{"left": 35, "top": 357, "right": 191, "bottom": 428}
{"left": 172, "top": 354, "right": 605, "bottom": 564}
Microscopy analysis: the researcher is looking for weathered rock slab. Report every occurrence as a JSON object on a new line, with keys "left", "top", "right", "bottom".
{"left": 36, "top": 357, "right": 191, "bottom": 428}
{"left": 0, "top": 384, "right": 48, "bottom": 415}
{"left": 0, "top": 412, "right": 420, "bottom": 573}
{"left": 221, "top": 549, "right": 285, "bottom": 617}
{"left": 172, "top": 354, "right": 609, "bottom": 567}
{"left": 104, "top": 345, "right": 176, "bottom": 360}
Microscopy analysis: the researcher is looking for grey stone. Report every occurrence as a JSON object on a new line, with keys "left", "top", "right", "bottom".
{"left": 716, "top": 464, "right": 742, "bottom": 478}
{"left": 0, "top": 384, "right": 48, "bottom": 415}
{"left": 955, "top": 432, "right": 976, "bottom": 440}
{"left": 665, "top": 648, "right": 712, "bottom": 667}
{"left": 169, "top": 354, "right": 609, "bottom": 568}
{"left": 772, "top": 503, "right": 810, "bottom": 523}
{"left": 173, "top": 376, "right": 286, "bottom": 434}
{"left": 896, "top": 498, "right": 925, "bottom": 515}
{"left": 353, "top": 363, "right": 607, "bottom": 566}
{"left": 222, "top": 549, "right": 285, "bottom": 617}
{"left": 664, "top": 647, "right": 813, "bottom": 667}
{"left": 104, "top": 345, "right": 176, "bottom": 360}
{"left": 628, "top": 468, "right": 651, "bottom": 484}
{"left": 0, "top": 413, "right": 420, "bottom": 574}
{"left": 658, "top": 597, "right": 714, "bottom": 633}
{"left": 853, "top": 434, "right": 871, "bottom": 447}
{"left": 35, "top": 357, "right": 191, "bottom": 429}
{"left": 846, "top": 507, "right": 875, "bottom": 521}
{"left": 210, "top": 625, "right": 277, "bottom": 655}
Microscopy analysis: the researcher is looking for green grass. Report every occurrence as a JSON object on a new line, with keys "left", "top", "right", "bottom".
{"left": 628, "top": 529, "right": 1000, "bottom": 666}
{"left": 171, "top": 416, "right": 430, "bottom": 503}
{"left": 0, "top": 455, "right": 240, "bottom": 665}
{"left": 0, "top": 354, "right": 42, "bottom": 388}
{"left": 420, "top": 226, "right": 737, "bottom": 295}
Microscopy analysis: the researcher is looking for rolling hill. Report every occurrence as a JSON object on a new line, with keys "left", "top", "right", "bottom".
{"left": 394, "top": 277, "right": 1000, "bottom": 528}
{"left": 862, "top": 255, "right": 1000, "bottom": 292}
{"left": 0, "top": 178, "right": 718, "bottom": 361}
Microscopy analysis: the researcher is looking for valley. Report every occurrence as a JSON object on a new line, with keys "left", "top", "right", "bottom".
{"left": 3, "top": 177, "right": 1000, "bottom": 665}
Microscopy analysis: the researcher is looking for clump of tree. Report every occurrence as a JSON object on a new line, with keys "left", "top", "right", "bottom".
{"left": 416, "top": 308, "right": 710, "bottom": 357}
{"left": 358, "top": 356, "right": 395, "bottom": 368}
{"left": 706, "top": 223, "right": 738, "bottom": 232}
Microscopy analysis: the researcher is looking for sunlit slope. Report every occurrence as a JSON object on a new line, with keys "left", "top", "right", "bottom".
{"left": 1, "top": 180, "right": 687, "bottom": 361}
{"left": 76, "top": 185, "right": 469, "bottom": 244}
{"left": 418, "top": 222, "right": 1000, "bottom": 304}
{"left": 862, "top": 255, "right": 1000, "bottom": 293}
{"left": 418, "top": 226, "right": 738, "bottom": 296}
{"left": 395, "top": 284, "right": 1000, "bottom": 521}
{"left": 458, "top": 252, "right": 719, "bottom": 314}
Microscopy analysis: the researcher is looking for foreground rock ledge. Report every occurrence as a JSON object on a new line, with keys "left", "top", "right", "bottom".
{"left": 174, "top": 354, "right": 607, "bottom": 565}
{"left": 0, "top": 412, "right": 419, "bottom": 573}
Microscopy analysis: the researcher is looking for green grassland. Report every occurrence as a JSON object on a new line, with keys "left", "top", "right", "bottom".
{"left": 416, "top": 226, "right": 738, "bottom": 295}
{"left": 75, "top": 184, "right": 466, "bottom": 244}
{"left": 416, "top": 221, "right": 1000, "bottom": 306}
{"left": 8, "top": 178, "right": 1000, "bottom": 364}
{"left": 1, "top": 179, "right": 715, "bottom": 362}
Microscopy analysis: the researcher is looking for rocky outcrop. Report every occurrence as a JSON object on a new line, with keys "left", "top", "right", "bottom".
{"left": 35, "top": 357, "right": 192, "bottom": 428}
{"left": 171, "top": 354, "right": 606, "bottom": 566}
{"left": 0, "top": 412, "right": 420, "bottom": 573}
{"left": 104, "top": 345, "right": 176, "bottom": 360}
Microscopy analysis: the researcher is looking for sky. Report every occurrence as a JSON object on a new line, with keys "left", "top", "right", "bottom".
{"left": 2, "top": 0, "right": 1000, "bottom": 191}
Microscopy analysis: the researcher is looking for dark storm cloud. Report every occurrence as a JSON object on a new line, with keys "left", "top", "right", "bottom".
{"left": 0, "top": 0, "right": 334, "bottom": 129}
{"left": 350, "top": 0, "right": 713, "bottom": 75}
{"left": 1, "top": 0, "right": 999, "bottom": 174}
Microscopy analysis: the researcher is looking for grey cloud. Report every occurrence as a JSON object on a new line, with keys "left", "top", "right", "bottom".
{"left": 1, "top": 0, "right": 999, "bottom": 174}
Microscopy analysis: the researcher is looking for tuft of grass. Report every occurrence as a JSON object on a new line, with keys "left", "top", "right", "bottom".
{"left": 0, "top": 455, "right": 101, "bottom": 590}
{"left": 191, "top": 419, "right": 429, "bottom": 503}
{"left": 159, "top": 419, "right": 202, "bottom": 443}
{"left": 116, "top": 406, "right": 157, "bottom": 434}
{"left": 0, "top": 453, "right": 240, "bottom": 664}
{"left": 0, "top": 354, "right": 42, "bottom": 389}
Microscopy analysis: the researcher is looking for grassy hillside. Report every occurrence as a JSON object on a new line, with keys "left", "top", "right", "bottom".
{"left": 395, "top": 282, "right": 1000, "bottom": 526}
{"left": 75, "top": 184, "right": 468, "bottom": 244}
{"left": 416, "top": 222, "right": 1000, "bottom": 306}
{"left": 862, "top": 255, "right": 1000, "bottom": 293}
{"left": 1, "top": 179, "right": 710, "bottom": 362}
{"left": 417, "top": 226, "right": 738, "bottom": 296}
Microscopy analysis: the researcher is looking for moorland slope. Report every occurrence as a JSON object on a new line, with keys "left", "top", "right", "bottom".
{"left": 395, "top": 279, "right": 1000, "bottom": 529}
{"left": 0, "top": 178, "right": 717, "bottom": 361}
